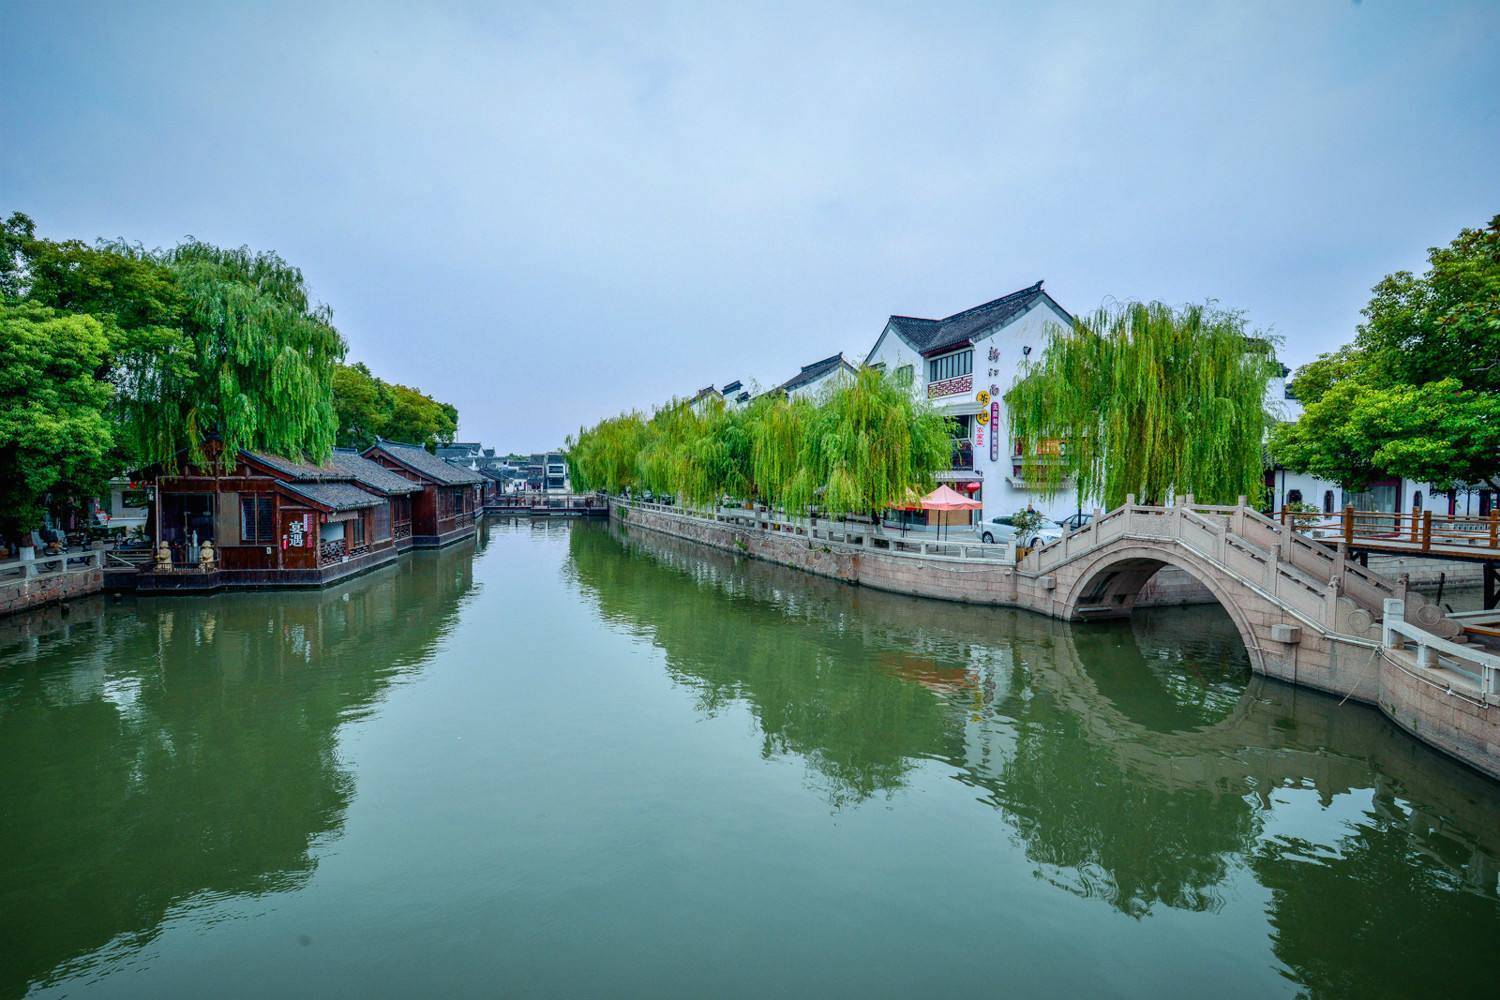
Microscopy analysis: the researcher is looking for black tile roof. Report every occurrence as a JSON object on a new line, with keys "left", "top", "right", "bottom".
{"left": 881, "top": 281, "right": 1067, "bottom": 357}
{"left": 778, "top": 353, "right": 855, "bottom": 393}
{"left": 243, "top": 450, "right": 346, "bottom": 481}
{"left": 368, "top": 439, "right": 486, "bottom": 485}
{"left": 277, "top": 480, "right": 384, "bottom": 511}
{"left": 720, "top": 380, "right": 743, "bottom": 394}
{"left": 329, "top": 448, "right": 422, "bottom": 495}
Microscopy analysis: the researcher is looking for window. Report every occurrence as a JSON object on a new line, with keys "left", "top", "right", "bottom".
{"left": 350, "top": 513, "right": 366, "bottom": 548}
{"left": 926, "top": 350, "right": 972, "bottom": 384}
{"left": 240, "top": 496, "right": 275, "bottom": 543}
{"left": 395, "top": 496, "right": 412, "bottom": 524}
{"left": 1286, "top": 489, "right": 1302, "bottom": 504}
{"left": 895, "top": 364, "right": 913, "bottom": 386}
{"left": 372, "top": 502, "right": 392, "bottom": 540}
{"left": 1323, "top": 490, "right": 1334, "bottom": 514}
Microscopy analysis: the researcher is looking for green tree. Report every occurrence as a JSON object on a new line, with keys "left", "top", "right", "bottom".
{"left": 332, "top": 361, "right": 458, "bottom": 452}
{"left": 124, "top": 242, "right": 347, "bottom": 471}
{"left": 384, "top": 382, "right": 458, "bottom": 450}
{"left": 1272, "top": 215, "right": 1500, "bottom": 492}
{"left": 567, "top": 370, "right": 951, "bottom": 516}
{"left": 0, "top": 304, "right": 117, "bottom": 540}
{"left": 332, "top": 362, "right": 393, "bottom": 449}
{"left": 1006, "top": 302, "right": 1277, "bottom": 507}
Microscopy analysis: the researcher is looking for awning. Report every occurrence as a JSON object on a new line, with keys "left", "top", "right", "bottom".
{"left": 920, "top": 485, "right": 982, "bottom": 511}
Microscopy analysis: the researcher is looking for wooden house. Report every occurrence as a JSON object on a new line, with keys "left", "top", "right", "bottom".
{"left": 361, "top": 440, "right": 485, "bottom": 546}
{"left": 120, "top": 442, "right": 413, "bottom": 592}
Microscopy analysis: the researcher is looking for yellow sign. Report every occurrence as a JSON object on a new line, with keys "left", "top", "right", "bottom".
{"left": 976, "top": 409, "right": 990, "bottom": 425}
{"left": 976, "top": 390, "right": 991, "bottom": 406}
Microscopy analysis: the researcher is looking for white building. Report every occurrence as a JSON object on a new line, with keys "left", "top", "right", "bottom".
{"left": 863, "top": 280, "right": 1083, "bottom": 524}
{"left": 687, "top": 385, "right": 723, "bottom": 415}
{"left": 719, "top": 379, "right": 753, "bottom": 409}
{"left": 775, "top": 353, "right": 858, "bottom": 401}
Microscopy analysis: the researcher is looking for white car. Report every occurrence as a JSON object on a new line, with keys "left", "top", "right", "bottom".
{"left": 980, "top": 517, "right": 1064, "bottom": 547}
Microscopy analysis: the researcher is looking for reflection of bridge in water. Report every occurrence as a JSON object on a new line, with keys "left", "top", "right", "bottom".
{"left": 570, "top": 519, "right": 1500, "bottom": 989}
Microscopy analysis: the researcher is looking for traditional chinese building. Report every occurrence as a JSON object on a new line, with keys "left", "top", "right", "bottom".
{"left": 361, "top": 439, "right": 485, "bottom": 546}
{"left": 116, "top": 442, "right": 421, "bottom": 592}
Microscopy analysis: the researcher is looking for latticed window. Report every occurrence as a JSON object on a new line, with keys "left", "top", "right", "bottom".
{"left": 240, "top": 496, "right": 275, "bottom": 543}
{"left": 926, "top": 349, "right": 972, "bottom": 383}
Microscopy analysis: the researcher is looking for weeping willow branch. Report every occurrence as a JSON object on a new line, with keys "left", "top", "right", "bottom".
{"left": 1005, "top": 302, "right": 1277, "bottom": 508}
{"left": 568, "top": 368, "right": 951, "bottom": 517}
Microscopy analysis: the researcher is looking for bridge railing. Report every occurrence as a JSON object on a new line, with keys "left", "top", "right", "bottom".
{"left": 1383, "top": 599, "right": 1500, "bottom": 704}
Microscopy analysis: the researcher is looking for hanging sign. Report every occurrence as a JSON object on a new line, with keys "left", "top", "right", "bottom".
{"left": 990, "top": 401, "right": 1001, "bottom": 461}
{"left": 288, "top": 517, "right": 305, "bottom": 548}
{"left": 976, "top": 390, "right": 990, "bottom": 406}
{"left": 975, "top": 409, "right": 989, "bottom": 425}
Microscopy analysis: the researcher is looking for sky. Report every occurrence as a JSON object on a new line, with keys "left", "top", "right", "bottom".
{"left": 3, "top": 1, "right": 1496, "bottom": 449}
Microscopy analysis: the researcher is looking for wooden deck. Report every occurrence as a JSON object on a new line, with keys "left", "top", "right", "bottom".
{"left": 1277, "top": 505, "right": 1500, "bottom": 609}
{"left": 485, "top": 494, "right": 608, "bottom": 518}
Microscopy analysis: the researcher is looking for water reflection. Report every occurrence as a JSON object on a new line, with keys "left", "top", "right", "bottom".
{"left": 569, "top": 521, "right": 1500, "bottom": 994}
{"left": 0, "top": 543, "right": 476, "bottom": 997}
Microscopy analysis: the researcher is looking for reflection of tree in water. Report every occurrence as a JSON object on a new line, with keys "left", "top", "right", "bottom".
{"left": 568, "top": 523, "right": 1262, "bottom": 914}
{"left": 0, "top": 544, "right": 475, "bottom": 998}
{"left": 1251, "top": 782, "right": 1500, "bottom": 998}
{"left": 565, "top": 524, "right": 967, "bottom": 807}
{"left": 570, "top": 522, "right": 1500, "bottom": 958}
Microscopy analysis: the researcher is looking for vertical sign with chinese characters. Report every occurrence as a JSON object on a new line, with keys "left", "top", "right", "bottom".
{"left": 990, "top": 398, "right": 1000, "bottom": 462}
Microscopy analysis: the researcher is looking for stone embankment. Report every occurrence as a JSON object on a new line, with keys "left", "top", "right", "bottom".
{"left": 0, "top": 548, "right": 104, "bottom": 617}
{"left": 611, "top": 498, "right": 1499, "bottom": 781}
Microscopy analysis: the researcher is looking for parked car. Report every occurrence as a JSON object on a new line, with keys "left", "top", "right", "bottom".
{"left": 1056, "top": 512, "right": 1093, "bottom": 531}
{"left": 980, "top": 516, "right": 1064, "bottom": 547}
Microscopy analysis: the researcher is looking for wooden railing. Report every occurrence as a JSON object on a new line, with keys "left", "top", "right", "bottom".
{"left": 1276, "top": 506, "right": 1500, "bottom": 555}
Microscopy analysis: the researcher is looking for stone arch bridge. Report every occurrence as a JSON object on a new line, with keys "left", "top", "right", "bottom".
{"left": 612, "top": 496, "right": 1500, "bottom": 780}
{"left": 1011, "top": 500, "right": 1497, "bottom": 780}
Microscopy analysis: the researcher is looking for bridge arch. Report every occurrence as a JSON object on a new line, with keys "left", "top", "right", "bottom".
{"left": 1058, "top": 543, "right": 1266, "bottom": 675}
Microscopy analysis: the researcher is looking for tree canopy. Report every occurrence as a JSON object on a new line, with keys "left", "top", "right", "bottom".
{"left": 1271, "top": 215, "right": 1500, "bottom": 492}
{"left": 1006, "top": 301, "right": 1278, "bottom": 508}
{"left": 568, "top": 370, "right": 953, "bottom": 518}
{"left": 333, "top": 362, "right": 458, "bottom": 451}
{"left": 0, "top": 304, "right": 117, "bottom": 540}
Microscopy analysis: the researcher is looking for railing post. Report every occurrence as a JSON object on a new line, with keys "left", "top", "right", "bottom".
{"left": 1343, "top": 504, "right": 1355, "bottom": 547}
{"left": 1421, "top": 509, "right": 1432, "bottom": 551}
{"left": 1382, "top": 598, "right": 1405, "bottom": 648}
{"left": 1490, "top": 510, "right": 1498, "bottom": 550}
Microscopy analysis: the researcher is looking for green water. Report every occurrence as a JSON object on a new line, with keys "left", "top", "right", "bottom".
{"left": 2, "top": 519, "right": 1497, "bottom": 999}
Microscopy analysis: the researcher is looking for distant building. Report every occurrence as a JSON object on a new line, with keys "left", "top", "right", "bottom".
{"left": 774, "top": 354, "right": 858, "bottom": 402}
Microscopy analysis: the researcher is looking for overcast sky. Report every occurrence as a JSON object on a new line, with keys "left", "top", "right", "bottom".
{"left": 4, "top": 1, "right": 1496, "bottom": 448}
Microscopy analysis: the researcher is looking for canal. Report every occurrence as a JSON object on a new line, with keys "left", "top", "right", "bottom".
{"left": 2, "top": 518, "right": 1498, "bottom": 998}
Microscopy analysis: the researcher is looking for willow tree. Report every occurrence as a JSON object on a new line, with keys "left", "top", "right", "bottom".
{"left": 122, "top": 242, "right": 346, "bottom": 471}
{"left": 566, "top": 411, "right": 648, "bottom": 493}
{"left": 1006, "top": 302, "right": 1276, "bottom": 508}
{"left": 748, "top": 392, "right": 817, "bottom": 510}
